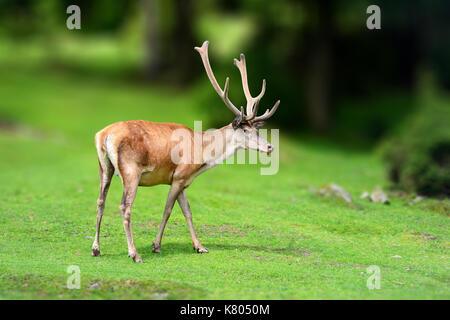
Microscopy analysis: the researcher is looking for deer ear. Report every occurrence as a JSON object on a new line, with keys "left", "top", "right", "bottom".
{"left": 232, "top": 107, "right": 245, "bottom": 129}
{"left": 253, "top": 121, "right": 265, "bottom": 129}
{"left": 232, "top": 117, "right": 241, "bottom": 129}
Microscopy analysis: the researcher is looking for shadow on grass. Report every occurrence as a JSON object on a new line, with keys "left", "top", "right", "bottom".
{"left": 209, "top": 244, "right": 313, "bottom": 256}
{"left": 133, "top": 242, "right": 313, "bottom": 258}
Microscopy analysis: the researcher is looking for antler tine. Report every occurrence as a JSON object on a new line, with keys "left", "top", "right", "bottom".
{"left": 237, "top": 106, "right": 245, "bottom": 123}
{"left": 195, "top": 41, "right": 241, "bottom": 117}
{"left": 233, "top": 54, "right": 266, "bottom": 120}
{"left": 254, "top": 100, "right": 281, "bottom": 122}
{"left": 251, "top": 79, "right": 266, "bottom": 117}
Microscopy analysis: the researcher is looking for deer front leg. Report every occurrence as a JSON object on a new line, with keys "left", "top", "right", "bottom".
{"left": 120, "top": 175, "right": 141, "bottom": 263}
{"left": 177, "top": 190, "right": 208, "bottom": 253}
{"left": 152, "top": 182, "right": 183, "bottom": 253}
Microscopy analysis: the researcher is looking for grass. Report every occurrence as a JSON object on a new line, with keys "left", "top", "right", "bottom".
{"left": 0, "top": 66, "right": 449, "bottom": 300}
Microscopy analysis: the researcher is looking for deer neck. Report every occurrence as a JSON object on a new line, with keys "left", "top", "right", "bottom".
{"left": 201, "top": 124, "right": 240, "bottom": 167}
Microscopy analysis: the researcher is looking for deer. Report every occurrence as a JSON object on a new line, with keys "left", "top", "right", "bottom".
{"left": 91, "top": 41, "right": 280, "bottom": 262}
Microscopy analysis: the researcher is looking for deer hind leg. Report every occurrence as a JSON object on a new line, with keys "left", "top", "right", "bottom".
{"left": 152, "top": 181, "right": 184, "bottom": 253}
{"left": 92, "top": 155, "right": 114, "bottom": 257}
{"left": 119, "top": 171, "right": 142, "bottom": 263}
{"left": 177, "top": 189, "right": 208, "bottom": 253}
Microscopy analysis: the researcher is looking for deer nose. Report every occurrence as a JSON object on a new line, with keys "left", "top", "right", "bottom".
{"left": 267, "top": 144, "right": 274, "bottom": 153}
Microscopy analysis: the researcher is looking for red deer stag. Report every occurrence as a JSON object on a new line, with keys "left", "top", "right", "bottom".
{"left": 91, "top": 41, "right": 280, "bottom": 262}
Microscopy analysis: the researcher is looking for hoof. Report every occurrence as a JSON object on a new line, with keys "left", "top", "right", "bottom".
{"left": 128, "top": 252, "right": 143, "bottom": 263}
{"left": 152, "top": 242, "right": 161, "bottom": 254}
{"left": 91, "top": 248, "right": 101, "bottom": 256}
{"left": 195, "top": 246, "right": 209, "bottom": 254}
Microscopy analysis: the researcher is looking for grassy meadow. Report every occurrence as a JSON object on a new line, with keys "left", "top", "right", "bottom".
{"left": 0, "top": 52, "right": 449, "bottom": 299}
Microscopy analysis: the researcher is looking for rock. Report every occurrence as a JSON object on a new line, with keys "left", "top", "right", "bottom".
{"left": 419, "top": 233, "right": 437, "bottom": 240}
{"left": 319, "top": 183, "right": 352, "bottom": 203}
{"left": 360, "top": 191, "right": 370, "bottom": 199}
{"left": 409, "top": 195, "right": 425, "bottom": 206}
{"left": 153, "top": 292, "right": 168, "bottom": 300}
{"left": 370, "top": 186, "right": 390, "bottom": 204}
{"left": 391, "top": 255, "right": 402, "bottom": 258}
{"left": 88, "top": 282, "right": 101, "bottom": 289}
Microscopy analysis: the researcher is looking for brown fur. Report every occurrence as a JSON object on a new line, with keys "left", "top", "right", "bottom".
{"left": 91, "top": 120, "right": 233, "bottom": 261}
{"left": 96, "top": 120, "right": 199, "bottom": 186}
{"left": 91, "top": 42, "right": 278, "bottom": 262}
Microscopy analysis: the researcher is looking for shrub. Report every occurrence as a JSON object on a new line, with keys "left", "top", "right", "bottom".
{"left": 380, "top": 92, "right": 450, "bottom": 197}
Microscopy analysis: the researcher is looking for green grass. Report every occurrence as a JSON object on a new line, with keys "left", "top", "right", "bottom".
{"left": 0, "top": 67, "right": 448, "bottom": 300}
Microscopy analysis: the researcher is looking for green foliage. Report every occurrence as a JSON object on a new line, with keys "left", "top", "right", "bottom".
{"left": 380, "top": 81, "right": 450, "bottom": 196}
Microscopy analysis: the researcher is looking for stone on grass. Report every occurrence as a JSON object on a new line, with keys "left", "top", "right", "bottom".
{"left": 154, "top": 292, "right": 168, "bottom": 300}
{"left": 370, "top": 186, "right": 390, "bottom": 204}
{"left": 360, "top": 191, "right": 370, "bottom": 199}
{"left": 319, "top": 183, "right": 352, "bottom": 203}
{"left": 88, "top": 282, "right": 101, "bottom": 289}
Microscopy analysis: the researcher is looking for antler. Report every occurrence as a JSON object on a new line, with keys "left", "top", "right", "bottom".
{"left": 195, "top": 41, "right": 280, "bottom": 122}
{"left": 253, "top": 100, "right": 280, "bottom": 122}
{"left": 194, "top": 41, "right": 241, "bottom": 117}
{"left": 233, "top": 54, "right": 266, "bottom": 120}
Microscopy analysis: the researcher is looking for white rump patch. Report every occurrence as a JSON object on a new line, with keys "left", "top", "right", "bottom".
{"left": 105, "top": 134, "right": 119, "bottom": 172}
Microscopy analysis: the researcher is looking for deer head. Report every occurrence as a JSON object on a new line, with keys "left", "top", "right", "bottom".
{"left": 195, "top": 41, "right": 280, "bottom": 154}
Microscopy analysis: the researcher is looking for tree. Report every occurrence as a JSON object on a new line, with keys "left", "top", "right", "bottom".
{"left": 142, "top": 0, "right": 196, "bottom": 83}
{"left": 304, "top": 0, "right": 335, "bottom": 134}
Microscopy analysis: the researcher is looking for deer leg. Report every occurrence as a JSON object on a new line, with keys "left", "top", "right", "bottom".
{"left": 152, "top": 182, "right": 183, "bottom": 253}
{"left": 92, "top": 156, "right": 114, "bottom": 257}
{"left": 119, "top": 174, "right": 141, "bottom": 263}
{"left": 177, "top": 190, "right": 208, "bottom": 253}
